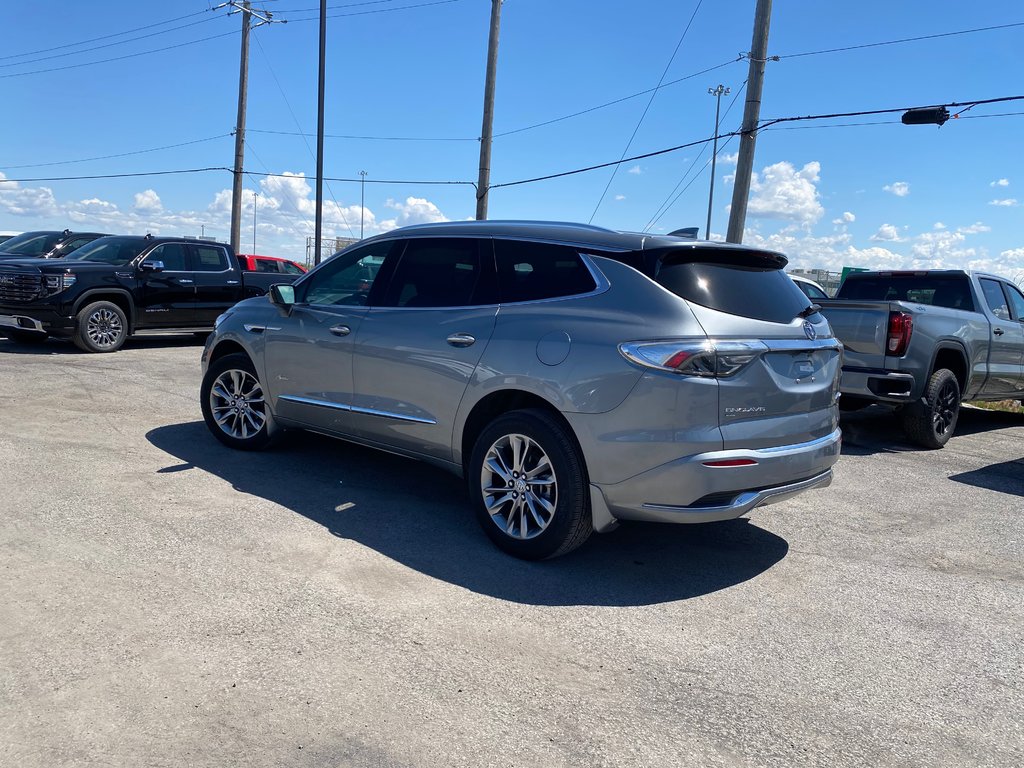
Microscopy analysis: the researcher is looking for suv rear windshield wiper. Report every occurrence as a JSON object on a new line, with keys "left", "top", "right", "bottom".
{"left": 797, "top": 303, "right": 821, "bottom": 319}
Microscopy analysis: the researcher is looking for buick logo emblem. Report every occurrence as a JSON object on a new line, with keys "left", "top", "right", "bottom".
{"left": 803, "top": 320, "right": 817, "bottom": 340}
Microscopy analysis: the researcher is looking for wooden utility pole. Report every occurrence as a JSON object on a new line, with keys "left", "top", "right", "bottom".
{"left": 475, "top": 0, "right": 503, "bottom": 220}
{"left": 314, "top": 0, "right": 327, "bottom": 264}
{"left": 726, "top": 0, "right": 773, "bottom": 244}
{"left": 230, "top": 1, "right": 252, "bottom": 255}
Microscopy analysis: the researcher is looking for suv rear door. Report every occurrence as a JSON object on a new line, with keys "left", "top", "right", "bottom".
{"left": 650, "top": 247, "right": 841, "bottom": 450}
{"left": 347, "top": 237, "right": 498, "bottom": 462}
{"left": 190, "top": 243, "right": 241, "bottom": 326}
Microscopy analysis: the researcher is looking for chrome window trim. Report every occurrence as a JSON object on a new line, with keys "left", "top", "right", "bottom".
{"left": 278, "top": 395, "right": 437, "bottom": 425}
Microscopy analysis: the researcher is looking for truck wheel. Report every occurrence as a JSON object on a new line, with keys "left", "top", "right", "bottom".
{"left": 901, "top": 368, "right": 961, "bottom": 449}
{"left": 73, "top": 301, "right": 128, "bottom": 353}
{"left": 468, "top": 409, "right": 592, "bottom": 560}
{"left": 201, "top": 353, "right": 280, "bottom": 450}
{"left": 2, "top": 329, "right": 48, "bottom": 345}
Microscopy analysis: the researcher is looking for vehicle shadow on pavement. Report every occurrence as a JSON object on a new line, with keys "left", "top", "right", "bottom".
{"left": 0, "top": 334, "right": 207, "bottom": 355}
{"left": 839, "top": 405, "right": 1024, "bottom": 456}
{"left": 948, "top": 458, "right": 1024, "bottom": 498}
{"left": 146, "top": 421, "right": 790, "bottom": 607}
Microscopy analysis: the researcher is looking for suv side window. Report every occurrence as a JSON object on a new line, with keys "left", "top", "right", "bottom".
{"left": 380, "top": 238, "right": 493, "bottom": 308}
{"left": 980, "top": 279, "right": 1011, "bottom": 320}
{"left": 256, "top": 258, "right": 280, "bottom": 273}
{"left": 1004, "top": 283, "right": 1024, "bottom": 321}
{"left": 193, "top": 245, "right": 230, "bottom": 272}
{"left": 494, "top": 239, "right": 596, "bottom": 303}
{"left": 302, "top": 240, "right": 397, "bottom": 306}
{"left": 281, "top": 261, "right": 304, "bottom": 275}
{"left": 145, "top": 243, "right": 188, "bottom": 272}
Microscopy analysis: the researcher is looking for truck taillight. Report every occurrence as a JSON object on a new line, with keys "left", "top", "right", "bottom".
{"left": 887, "top": 311, "right": 913, "bottom": 356}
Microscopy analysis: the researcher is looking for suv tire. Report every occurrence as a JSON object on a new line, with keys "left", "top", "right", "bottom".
{"left": 201, "top": 353, "right": 280, "bottom": 450}
{"left": 901, "top": 368, "right": 961, "bottom": 449}
{"left": 73, "top": 301, "right": 128, "bottom": 353}
{"left": 468, "top": 409, "right": 592, "bottom": 560}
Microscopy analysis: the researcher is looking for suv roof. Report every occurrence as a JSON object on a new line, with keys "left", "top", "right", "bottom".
{"left": 373, "top": 220, "right": 787, "bottom": 263}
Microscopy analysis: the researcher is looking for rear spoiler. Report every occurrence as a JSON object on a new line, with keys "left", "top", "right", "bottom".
{"left": 651, "top": 244, "right": 788, "bottom": 271}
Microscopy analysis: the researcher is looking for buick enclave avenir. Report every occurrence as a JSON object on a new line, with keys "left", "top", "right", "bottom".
{"left": 200, "top": 221, "right": 842, "bottom": 559}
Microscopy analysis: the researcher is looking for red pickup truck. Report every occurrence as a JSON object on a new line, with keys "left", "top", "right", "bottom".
{"left": 237, "top": 253, "right": 307, "bottom": 275}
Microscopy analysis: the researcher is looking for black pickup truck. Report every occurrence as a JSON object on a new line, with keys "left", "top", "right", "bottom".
{"left": 0, "top": 235, "right": 298, "bottom": 352}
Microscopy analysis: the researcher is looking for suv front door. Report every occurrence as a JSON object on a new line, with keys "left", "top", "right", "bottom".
{"left": 262, "top": 240, "right": 399, "bottom": 434}
{"left": 348, "top": 237, "right": 498, "bottom": 462}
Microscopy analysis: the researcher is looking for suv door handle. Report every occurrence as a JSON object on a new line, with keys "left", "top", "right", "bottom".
{"left": 329, "top": 324, "right": 351, "bottom": 337}
{"left": 446, "top": 333, "right": 476, "bottom": 348}
{"left": 177, "top": 278, "right": 194, "bottom": 284}
{"left": 993, "top": 328, "right": 1005, "bottom": 336}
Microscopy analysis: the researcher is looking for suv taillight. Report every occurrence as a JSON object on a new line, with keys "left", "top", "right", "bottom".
{"left": 887, "top": 311, "right": 913, "bottom": 356}
{"left": 619, "top": 340, "right": 765, "bottom": 378}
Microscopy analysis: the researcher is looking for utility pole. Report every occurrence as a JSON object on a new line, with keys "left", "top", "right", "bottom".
{"left": 726, "top": 0, "right": 773, "bottom": 244}
{"left": 705, "top": 84, "right": 730, "bottom": 240}
{"left": 359, "top": 170, "right": 367, "bottom": 239}
{"left": 227, "top": 1, "right": 279, "bottom": 255}
{"left": 475, "top": 0, "right": 503, "bottom": 220}
{"left": 314, "top": 0, "right": 327, "bottom": 264}
{"left": 252, "top": 191, "right": 259, "bottom": 253}
{"left": 230, "top": 1, "right": 252, "bottom": 255}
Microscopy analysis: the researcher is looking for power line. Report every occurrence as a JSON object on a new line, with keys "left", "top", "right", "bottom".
{"left": 248, "top": 128, "right": 476, "bottom": 141}
{"left": 271, "top": 0, "right": 406, "bottom": 13}
{"left": 0, "top": 167, "right": 229, "bottom": 184}
{"left": 251, "top": 171, "right": 475, "bottom": 185}
{"left": 493, "top": 95, "right": 1024, "bottom": 191}
{"left": 0, "top": 15, "right": 228, "bottom": 70}
{"left": 777, "top": 20, "right": 1024, "bottom": 59}
{"left": 0, "top": 8, "right": 215, "bottom": 62}
{"left": 644, "top": 82, "right": 745, "bottom": 232}
{"left": 589, "top": 0, "right": 705, "bottom": 223}
{"left": 497, "top": 57, "right": 742, "bottom": 140}
{"left": 280, "top": 0, "right": 464, "bottom": 22}
{"left": 0, "top": 134, "right": 232, "bottom": 170}
{"left": 253, "top": 34, "right": 355, "bottom": 238}
{"left": 0, "top": 30, "right": 239, "bottom": 79}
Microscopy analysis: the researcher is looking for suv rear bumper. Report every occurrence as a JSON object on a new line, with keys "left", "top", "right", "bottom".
{"left": 592, "top": 428, "right": 842, "bottom": 527}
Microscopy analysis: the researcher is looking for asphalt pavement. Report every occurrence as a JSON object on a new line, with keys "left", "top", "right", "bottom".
{"left": 0, "top": 335, "right": 1021, "bottom": 767}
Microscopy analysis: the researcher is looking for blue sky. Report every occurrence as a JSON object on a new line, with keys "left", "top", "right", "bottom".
{"left": 2, "top": 0, "right": 1022, "bottom": 277}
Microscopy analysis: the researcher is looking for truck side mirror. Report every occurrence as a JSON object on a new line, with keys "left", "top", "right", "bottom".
{"left": 139, "top": 260, "right": 164, "bottom": 273}
{"left": 270, "top": 283, "right": 295, "bottom": 307}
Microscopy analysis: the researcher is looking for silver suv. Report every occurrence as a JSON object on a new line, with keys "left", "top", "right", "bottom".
{"left": 200, "top": 221, "right": 842, "bottom": 559}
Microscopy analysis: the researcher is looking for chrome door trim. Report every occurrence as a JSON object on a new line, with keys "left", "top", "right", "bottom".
{"left": 278, "top": 395, "right": 437, "bottom": 425}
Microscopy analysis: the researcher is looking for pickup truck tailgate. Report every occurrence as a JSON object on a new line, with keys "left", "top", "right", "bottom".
{"left": 816, "top": 299, "right": 901, "bottom": 368}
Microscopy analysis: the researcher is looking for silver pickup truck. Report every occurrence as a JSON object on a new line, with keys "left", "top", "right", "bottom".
{"left": 817, "top": 270, "right": 1024, "bottom": 448}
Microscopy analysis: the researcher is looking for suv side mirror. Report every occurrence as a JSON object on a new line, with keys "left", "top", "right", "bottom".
{"left": 139, "top": 260, "right": 164, "bottom": 273}
{"left": 270, "top": 283, "right": 295, "bottom": 307}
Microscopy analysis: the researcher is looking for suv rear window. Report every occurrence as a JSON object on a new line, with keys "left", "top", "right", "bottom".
{"left": 837, "top": 275, "right": 975, "bottom": 312}
{"left": 654, "top": 250, "right": 810, "bottom": 324}
{"left": 494, "top": 240, "right": 596, "bottom": 303}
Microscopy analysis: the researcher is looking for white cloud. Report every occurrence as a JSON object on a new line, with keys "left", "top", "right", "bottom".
{"left": 377, "top": 196, "right": 450, "bottom": 232}
{"left": 959, "top": 222, "right": 991, "bottom": 234}
{"left": 745, "top": 161, "right": 824, "bottom": 225}
{"left": 133, "top": 189, "right": 162, "bottom": 214}
{"left": 883, "top": 181, "right": 910, "bottom": 197}
{"left": 990, "top": 178, "right": 1010, "bottom": 187}
{"left": 627, "top": 165, "right": 642, "bottom": 175}
{"left": 934, "top": 222, "right": 946, "bottom": 230}
{"left": 0, "top": 172, "right": 61, "bottom": 218}
{"left": 831, "top": 211, "right": 856, "bottom": 226}
{"left": 988, "top": 198, "right": 1018, "bottom": 207}
{"left": 614, "top": 194, "right": 626, "bottom": 201}
{"left": 720, "top": 152, "right": 739, "bottom": 166}
{"left": 870, "top": 223, "right": 904, "bottom": 242}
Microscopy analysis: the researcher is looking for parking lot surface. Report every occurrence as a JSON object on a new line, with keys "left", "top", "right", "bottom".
{"left": 1, "top": 336, "right": 1021, "bottom": 767}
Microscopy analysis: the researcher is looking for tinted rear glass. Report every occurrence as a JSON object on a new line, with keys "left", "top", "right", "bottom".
{"left": 837, "top": 275, "right": 975, "bottom": 311}
{"left": 494, "top": 240, "right": 596, "bottom": 303}
{"left": 655, "top": 261, "right": 810, "bottom": 324}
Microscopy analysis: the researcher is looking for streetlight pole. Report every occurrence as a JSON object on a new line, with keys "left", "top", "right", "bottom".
{"left": 359, "top": 170, "right": 367, "bottom": 239}
{"left": 705, "top": 84, "right": 730, "bottom": 240}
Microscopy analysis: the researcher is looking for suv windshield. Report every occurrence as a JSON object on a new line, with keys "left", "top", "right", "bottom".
{"left": 65, "top": 237, "right": 146, "bottom": 266}
{"left": 0, "top": 231, "right": 61, "bottom": 256}
{"left": 652, "top": 248, "right": 811, "bottom": 324}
